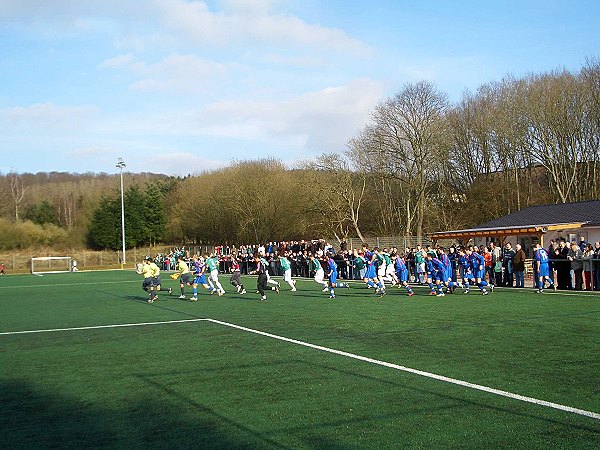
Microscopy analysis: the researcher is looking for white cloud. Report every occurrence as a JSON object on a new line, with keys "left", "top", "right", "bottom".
{"left": 1, "top": 102, "right": 99, "bottom": 130}
{"left": 196, "top": 78, "right": 384, "bottom": 151}
{"left": 220, "top": 0, "right": 275, "bottom": 16}
{"left": 155, "top": 0, "right": 370, "bottom": 55}
{"left": 98, "top": 53, "right": 135, "bottom": 69}
{"left": 100, "top": 52, "right": 237, "bottom": 93}
{"left": 149, "top": 151, "right": 228, "bottom": 175}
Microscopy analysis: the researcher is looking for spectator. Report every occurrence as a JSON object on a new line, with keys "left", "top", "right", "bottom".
{"left": 567, "top": 242, "right": 583, "bottom": 290}
{"left": 0, "top": 262, "right": 5, "bottom": 275}
{"left": 513, "top": 243, "right": 526, "bottom": 288}
{"left": 494, "top": 256, "right": 503, "bottom": 286}
{"left": 406, "top": 248, "right": 415, "bottom": 283}
{"left": 502, "top": 242, "right": 515, "bottom": 287}
{"left": 555, "top": 240, "right": 571, "bottom": 290}
{"left": 579, "top": 236, "right": 587, "bottom": 252}
{"left": 448, "top": 246, "right": 458, "bottom": 282}
{"left": 547, "top": 240, "right": 558, "bottom": 285}
{"left": 333, "top": 251, "right": 347, "bottom": 279}
{"left": 592, "top": 242, "right": 600, "bottom": 291}
{"left": 594, "top": 242, "right": 600, "bottom": 291}
{"left": 582, "top": 243, "right": 595, "bottom": 291}
{"left": 415, "top": 247, "right": 426, "bottom": 284}
{"left": 489, "top": 241, "right": 501, "bottom": 286}
{"left": 483, "top": 246, "right": 493, "bottom": 285}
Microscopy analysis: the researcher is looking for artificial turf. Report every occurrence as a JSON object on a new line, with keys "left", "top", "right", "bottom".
{"left": 0, "top": 270, "right": 599, "bottom": 449}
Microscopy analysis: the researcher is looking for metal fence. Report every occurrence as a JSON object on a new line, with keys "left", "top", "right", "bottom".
{"left": 0, "top": 246, "right": 178, "bottom": 273}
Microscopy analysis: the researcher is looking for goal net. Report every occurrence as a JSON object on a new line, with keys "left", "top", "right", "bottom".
{"left": 31, "top": 256, "right": 72, "bottom": 275}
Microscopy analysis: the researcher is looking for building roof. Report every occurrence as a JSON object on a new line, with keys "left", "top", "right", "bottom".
{"left": 428, "top": 200, "right": 600, "bottom": 242}
{"left": 476, "top": 200, "right": 600, "bottom": 228}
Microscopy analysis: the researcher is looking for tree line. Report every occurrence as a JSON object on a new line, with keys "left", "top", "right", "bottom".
{"left": 1, "top": 60, "right": 599, "bottom": 250}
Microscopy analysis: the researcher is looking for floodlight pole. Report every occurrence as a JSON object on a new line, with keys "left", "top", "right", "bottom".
{"left": 116, "top": 157, "right": 126, "bottom": 269}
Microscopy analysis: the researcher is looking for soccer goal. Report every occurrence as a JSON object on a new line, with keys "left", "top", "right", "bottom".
{"left": 31, "top": 256, "right": 72, "bottom": 275}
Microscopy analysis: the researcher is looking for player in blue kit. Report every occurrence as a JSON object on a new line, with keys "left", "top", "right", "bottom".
{"left": 427, "top": 253, "right": 447, "bottom": 297}
{"left": 326, "top": 253, "right": 350, "bottom": 298}
{"left": 189, "top": 255, "right": 215, "bottom": 301}
{"left": 457, "top": 248, "right": 472, "bottom": 293}
{"left": 393, "top": 251, "right": 414, "bottom": 296}
{"left": 467, "top": 246, "right": 491, "bottom": 295}
{"left": 425, "top": 252, "right": 438, "bottom": 295}
{"left": 437, "top": 247, "right": 460, "bottom": 294}
{"left": 533, "top": 243, "right": 556, "bottom": 293}
{"left": 363, "top": 245, "right": 384, "bottom": 296}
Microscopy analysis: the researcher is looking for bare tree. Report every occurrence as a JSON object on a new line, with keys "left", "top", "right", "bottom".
{"left": 9, "top": 173, "right": 29, "bottom": 221}
{"left": 351, "top": 81, "right": 449, "bottom": 243}
{"left": 308, "top": 153, "right": 368, "bottom": 243}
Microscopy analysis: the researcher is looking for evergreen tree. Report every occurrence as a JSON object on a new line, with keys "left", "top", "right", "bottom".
{"left": 24, "top": 200, "right": 58, "bottom": 225}
{"left": 144, "top": 182, "right": 166, "bottom": 246}
{"left": 87, "top": 195, "right": 120, "bottom": 249}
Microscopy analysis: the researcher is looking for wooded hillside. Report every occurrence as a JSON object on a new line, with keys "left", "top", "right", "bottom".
{"left": 2, "top": 60, "right": 599, "bottom": 250}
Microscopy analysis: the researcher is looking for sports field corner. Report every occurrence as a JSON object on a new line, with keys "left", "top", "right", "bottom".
{"left": 1, "top": 270, "right": 599, "bottom": 449}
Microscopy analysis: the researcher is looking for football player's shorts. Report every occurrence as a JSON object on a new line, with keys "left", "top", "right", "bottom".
{"left": 180, "top": 273, "right": 191, "bottom": 284}
{"left": 142, "top": 277, "right": 154, "bottom": 289}
{"left": 194, "top": 274, "right": 207, "bottom": 285}
{"left": 432, "top": 270, "right": 444, "bottom": 282}
{"left": 329, "top": 271, "right": 338, "bottom": 285}
{"left": 396, "top": 268, "right": 408, "bottom": 282}
{"left": 365, "top": 265, "right": 376, "bottom": 279}
{"left": 152, "top": 275, "right": 161, "bottom": 286}
{"left": 314, "top": 268, "right": 325, "bottom": 283}
{"left": 472, "top": 269, "right": 485, "bottom": 280}
{"left": 538, "top": 263, "right": 550, "bottom": 278}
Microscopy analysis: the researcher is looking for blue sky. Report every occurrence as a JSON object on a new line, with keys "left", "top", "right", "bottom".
{"left": 0, "top": 0, "right": 598, "bottom": 176}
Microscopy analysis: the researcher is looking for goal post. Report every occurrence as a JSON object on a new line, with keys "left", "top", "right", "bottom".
{"left": 31, "top": 256, "right": 72, "bottom": 275}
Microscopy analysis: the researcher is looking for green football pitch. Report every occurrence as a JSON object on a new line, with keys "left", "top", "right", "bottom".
{"left": 1, "top": 271, "right": 599, "bottom": 449}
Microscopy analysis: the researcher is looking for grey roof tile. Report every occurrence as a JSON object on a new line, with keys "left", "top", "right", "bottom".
{"left": 476, "top": 200, "right": 600, "bottom": 228}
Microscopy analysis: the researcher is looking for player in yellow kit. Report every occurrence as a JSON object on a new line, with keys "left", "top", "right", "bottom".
{"left": 175, "top": 256, "right": 192, "bottom": 299}
{"left": 139, "top": 256, "right": 171, "bottom": 303}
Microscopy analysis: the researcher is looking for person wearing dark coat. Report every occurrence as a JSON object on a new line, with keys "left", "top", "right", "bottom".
{"left": 555, "top": 241, "right": 572, "bottom": 290}
{"left": 513, "top": 243, "right": 527, "bottom": 288}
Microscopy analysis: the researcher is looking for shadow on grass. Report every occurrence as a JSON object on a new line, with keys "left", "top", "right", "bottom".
{"left": 295, "top": 360, "right": 600, "bottom": 436}
{"left": 0, "top": 379, "right": 291, "bottom": 449}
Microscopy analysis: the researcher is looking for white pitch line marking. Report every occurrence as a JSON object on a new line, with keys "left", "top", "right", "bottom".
{"left": 2, "top": 315, "right": 598, "bottom": 421}
{"left": 0, "top": 318, "right": 208, "bottom": 335}
{"left": 0, "top": 280, "right": 140, "bottom": 289}
{"left": 204, "top": 318, "right": 600, "bottom": 421}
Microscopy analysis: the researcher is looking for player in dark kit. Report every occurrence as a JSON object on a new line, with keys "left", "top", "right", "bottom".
{"left": 250, "top": 254, "right": 278, "bottom": 301}
{"left": 229, "top": 253, "right": 246, "bottom": 294}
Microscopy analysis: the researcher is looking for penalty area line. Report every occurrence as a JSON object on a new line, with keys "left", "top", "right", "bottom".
{"left": 0, "top": 318, "right": 209, "bottom": 336}
{"left": 204, "top": 318, "right": 600, "bottom": 421}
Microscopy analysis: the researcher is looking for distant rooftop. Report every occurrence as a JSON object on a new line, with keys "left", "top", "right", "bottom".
{"left": 477, "top": 200, "right": 600, "bottom": 229}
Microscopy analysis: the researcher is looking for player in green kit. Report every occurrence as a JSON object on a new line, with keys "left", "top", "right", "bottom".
{"left": 206, "top": 253, "right": 225, "bottom": 296}
{"left": 382, "top": 249, "right": 398, "bottom": 286}
{"left": 309, "top": 253, "right": 329, "bottom": 291}
{"left": 279, "top": 251, "right": 297, "bottom": 291}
